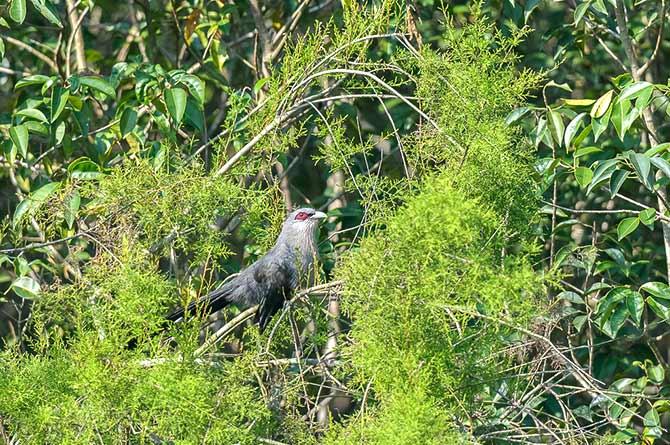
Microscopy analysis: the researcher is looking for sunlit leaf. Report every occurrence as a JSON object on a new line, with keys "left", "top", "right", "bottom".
{"left": 80, "top": 76, "right": 115, "bottom": 97}
{"left": 590, "top": 90, "right": 614, "bottom": 118}
{"left": 9, "top": 0, "right": 27, "bottom": 24}
{"left": 617, "top": 217, "right": 639, "bottom": 241}
{"left": 165, "top": 87, "right": 187, "bottom": 125}
{"left": 574, "top": 166, "right": 593, "bottom": 188}
{"left": 9, "top": 125, "right": 29, "bottom": 158}
{"left": 10, "top": 276, "right": 40, "bottom": 300}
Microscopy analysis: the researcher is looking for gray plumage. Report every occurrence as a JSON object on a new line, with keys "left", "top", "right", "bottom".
{"left": 167, "top": 208, "right": 326, "bottom": 332}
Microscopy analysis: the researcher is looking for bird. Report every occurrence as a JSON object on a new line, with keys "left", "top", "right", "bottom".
{"left": 167, "top": 207, "right": 327, "bottom": 332}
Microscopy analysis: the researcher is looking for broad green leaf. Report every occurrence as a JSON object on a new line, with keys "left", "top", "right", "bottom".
{"left": 639, "top": 207, "right": 656, "bottom": 228}
{"left": 605, "top": 248, "right": 627, "bottom": 266}
{"left": 545, "top": 80, "right": 572, "bottom": 92}
{"left": 165, "top": 87, "right": 187, "bottom": 125}
{"left": 651, "top": 156, "right": 670, "bottom": 180}
{"left": 592, "top": 104, "right": 612, "bottom": 141}
{"left": 640, "top": 282, "right": 670, "bottom": 300}
{"left": 0, "top": 38, "right": 4, "bottom": 59}
{"left": 586, "top": 282, "right": 612, "bottom": 294}
{"left": 595, "top": 287, "right": 631, "bottom": 338}
{"left": 54, "top": 121, "right": 65, "bottom": 145}
{"left": 562, "top": 98, "right": 595, "bottom": 107}
{"left": 625, "top": 291, "right": 644, "bottom": 326}
{"left": 14, "top": 74, "right": 50, "bottom": 90}
{"left": 548, "top": 109, "right": 564, "bottom": 146}
{"left": 586, "top": 159, "right": 617, "bottom": 195}
{"left": 574, "top": 166, "right": 593, "bottom": 188}
{"left": 254, "top": 77, "right": 269, "bottom": 95}
{"left": 9, "top": 125, "right": 29, "bottom": 158}
{"left": 617, "top": 217, "right": 639, "bottom": 241}
{"left": 648, "top": 364, "right": 665, "bottom": 385}
{"left": 64, "top": 190, "right": 80, "bottom": 229}
{"left": 9, "top": 0, "right": 27, "bottom": 23}
{"left": 648, "top": 297, "right": 670, "bottom": 321}
{"left": 28, "top": 0, "right": 62, "bottom": 27}
{"left": 31, "top": 181, "right": 61, "bottom": 202}
{"left": 572, "top": 124, "right": 592, "bottom": 148}
{"left": 609, "top": 169, "right": 629, "bottom": 197}
{"left": 184, "top": 97, "right": 204, "bottom": 132}
{"left": 611, "top": 99, "right": 631, "bottom": 141}
{"left": 80, "top": 76, "right": 115, "bottom": 97}
{"left": 68, "top": 157, "right": 104, "bottom": 180}
{"left": 119, "top": 108, "right": 138, "bottom": 137}
{"left": 524, "top": 0, "right": 541, "bottom": 23}
{"left": 646, "top": 143, "right": 670, "bottom": 157}
{"left": 12, "top": 199, "right": 30, "bottom": 228}
{"left": 13, "top": 182, "right": 61, "bottom": 227}
{"left": 590, "top": 90, "right": 614, "bottom": 118}
{"left": 557, "top": 291, "right": 584, "bottom": 304}
{"left": 573, "top": 315, "right": 587, "bottom": 332}
{"left": 505, "top": 107, "right": 530, "bottom": 125}
{"left": 618, "top": 81, "right": 653, "bottom": 102}
{"left": 23, "top": 121, "right": 49, "bottom": 137}
{"left": 629, "top": 152, "right": 652, "bottom": 189}
{"left": 574, "top": 146, "right": 601, "bottom": 158}
{"left": 10, "top": 276, "right": 40, "bottom": 300}
{"left": 179, "top": 74, "right": 205, "bottom": 107}
{"left": 564, "top": 112, "right": 587, "bottom": 148}
{"left": 50, "top": 86, "right": 69, "bottom": 123}
{"left": 644, "top": 408, "right": 660, "bottom": 428}
{"left": 602, "top": 300, "right": 629, "bottom": 338}
{"left": 16, "top": 108, "right": 48, "bottom": 123}
{"left": 573, "top": 0, "right": 591, "bottom": 24}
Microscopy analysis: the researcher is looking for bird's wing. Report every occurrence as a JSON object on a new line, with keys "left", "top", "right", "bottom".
{"left": 252, "top": 256, "right": 294, "bottom": 333}
{"left": 166, "top": 276, "right": 238, "bottom": 322}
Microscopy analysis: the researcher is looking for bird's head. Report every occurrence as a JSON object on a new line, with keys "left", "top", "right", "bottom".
{"left": 279, "top": 207, "right": 327, "bottom": 243}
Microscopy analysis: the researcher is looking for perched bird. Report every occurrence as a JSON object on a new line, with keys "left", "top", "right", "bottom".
{"left": 167, "top": 207, "right": 327, "bottom": 332}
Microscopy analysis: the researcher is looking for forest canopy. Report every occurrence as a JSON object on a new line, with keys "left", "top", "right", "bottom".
{"left": 0, "top": 0, "right": 669, "bottom": 443}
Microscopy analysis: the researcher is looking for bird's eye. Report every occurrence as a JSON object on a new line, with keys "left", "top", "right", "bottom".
{"left": 294, "top": 211, "right": 310, "bottom": 221}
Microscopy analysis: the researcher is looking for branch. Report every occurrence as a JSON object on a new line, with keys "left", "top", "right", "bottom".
{"left": 4, "top": 36, "right": 59, "bottom": 73}
{"left": 637, "top": 0, "right": 667, "bottom": 77}
{"left": 65, "top": 0, "right": 88, "bottom": 77}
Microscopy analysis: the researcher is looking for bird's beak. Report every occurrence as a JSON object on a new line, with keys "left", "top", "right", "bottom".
{"left": 310, "top": 211, "right": 327, "bottom": 220}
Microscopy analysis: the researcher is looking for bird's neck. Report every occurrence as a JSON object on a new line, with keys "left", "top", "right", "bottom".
{"left": 277, "top": 225, "right": 319, "bottom": 266}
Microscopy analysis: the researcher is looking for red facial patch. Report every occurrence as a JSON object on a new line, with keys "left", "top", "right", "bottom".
{"left": 294, "top": 211, "right": 310, "bottom": 221}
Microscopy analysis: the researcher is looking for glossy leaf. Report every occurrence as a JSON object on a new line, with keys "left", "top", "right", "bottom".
{"left": 564, "top": 112, "right": 587, "bottom": 148}
{"left": 617, "top": 217, "right": 639, "bottom": 241}
{"left": 9, "top": 0, "right": 27, "bottom": 23}
{"left": 28, "top": 0, "right": 62, "bottom": 27}
{"left": 574, "top": 166, "right": 593, "bottom": 188}
{"left": 625, "top": 291, "right": 643, "bottom": 326}
{"left": 618, "top": 81, "right": 653, "bottom": 102}
{"left": 64, "top": 190, "right": 80, "bottom": 229}
{"left": 50, "top": 86, "right": 69, "bottom": 123}
{"left": 10, "top": 276, "right": 40, "bottom": 300}
{"left": 79, "top": 76, "right": 115, "bottom": 97}
{"left": 9, "top": 125, "right": 29, "bottom": 158}
{"left": 629, "top": 152, "right": 652, "bottom": 189}
{"left": 119, "top": 108, "right": 138, "bottom": 137}
{"left": 165, "top": 87, "right": 187, "bottom": 125}
{"left": 548, "top": 109, "right": 565, "bottom": 147}
{"left": 16, "top": 108, "right": 48, "bottom": 123}
{"left": 639, "top": 208, "right": 656, "bottom": 228}
{"left": 590, "top": 90, "right": 614, "bottom": 118}
{"left": 609, "top": 169, "right": 629, "bottom": 197}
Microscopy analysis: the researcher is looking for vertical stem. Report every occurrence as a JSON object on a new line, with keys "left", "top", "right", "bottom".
{"left": 65, "top": 0, "right": 87, "bottom": 76}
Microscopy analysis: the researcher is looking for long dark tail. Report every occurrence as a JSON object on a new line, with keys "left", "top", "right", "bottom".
{"left": 166, "top": 286, "right": 232, "bottom": 322}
